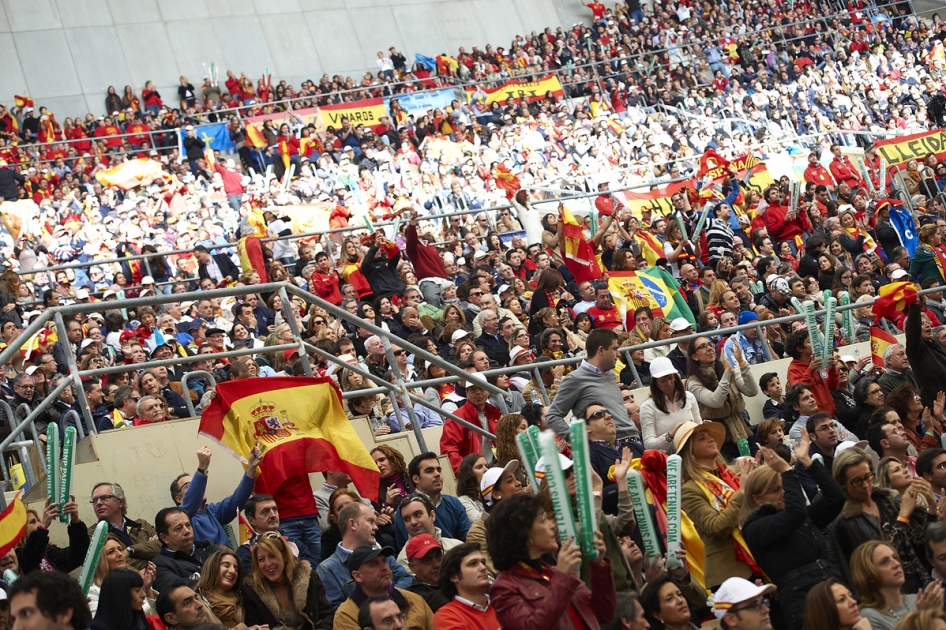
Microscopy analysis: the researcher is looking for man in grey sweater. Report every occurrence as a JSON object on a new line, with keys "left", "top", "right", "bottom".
{"left": 546, "top": 328, "right": 642, "bottom": 452}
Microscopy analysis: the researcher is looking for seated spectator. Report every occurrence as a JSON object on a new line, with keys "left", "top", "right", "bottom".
{"left": 433, "top": 543, "right": 499, "bottom": 630}
{"left": 877, "top": 343, "right": 919, "bottom": 397}
{"left": 640, "top": 357, "right": 701, "bottom": 454}
{"left": 454, "top": 454, "right": 488, "bottom": 526}
{"left": 394, "top": 453, "right": 470, "bottom": 547}
{"left": 8, "top": 570, "right": 91, "bottom": 630}
{"left": 759, "top": 373, "right": 789, "bottom": 423}
{"left": 710, "top": 577, "right": 777, "bottom": 630}
{"left": 828, "top": 447, "right": 934, "bottom": 591}
{"left": 850, "top": 541, "right": 942, "bottom": 629}
{"left": 239, "top": 497, "right": 311, "bottom": 569}
{"left": 332, "top": 545, "right": 433, "bottom": 630}
{"left": 317, "top": 501, "right": 412, "bottom": 609}
{"left": 403, "top": 534, "right": 450, "bottom": 613}
{"left": 155, "top": 583, "right": 211, "bottom": 630}
{"left": 395, "top": 494, "right": 463, "bottom": 572}
{"left": 89, "top": 482, "right": 157, "bottom": 570}
{"left": 151, "top": 507, "right": 215, "bottom": 594}
{"left": 89, "top": 568, "right": 150, "bottom": 630}
{"left": 242, "top": 535, "right": 335, "bottom": 630}
{"left": 639, "top": 573, "right": 699, "bottom": 630}
{"left": 486, "top": 494, "right": 615, "bottom": 630}
{"left": 88, "top": 534, "right": 156, "bottom": 616}
{"left": 16, "top": 495, "right": 88, "bottom": 575}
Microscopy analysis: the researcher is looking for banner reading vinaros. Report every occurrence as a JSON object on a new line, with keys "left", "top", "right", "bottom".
{"left": 465, "top": 74, "right": 564, "bottom": 106}
{"left": 874, "top": 128, "right": 946, "bottom": 166}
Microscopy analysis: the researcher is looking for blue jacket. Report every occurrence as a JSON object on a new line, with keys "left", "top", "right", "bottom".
{"left": 393, "top": 494, "right": 469, "bottom": 548}
{"left": 316, "top": 543, "right": 413, "bottom": 609}
{"left": 180, "top": 470, "right": 256, "bottom": 547}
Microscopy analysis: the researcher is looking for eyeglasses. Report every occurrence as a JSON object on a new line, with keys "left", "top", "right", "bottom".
{"left": 314, "top": 320, "right": 326, "bottom": 325}
{"left": 587, "top": 410, "right": 610, "bottom": 421}
{"left": 694, "top": 342, "right": 712, "bottom": 352}
{"left": 378, "top": 613, "right": 407, "bottom": 627}
{"left": 815, "top": 422, "right": 838, "bottom": 433}
{"left": 393, "top": 350, "right": 404, "bottom": 357}
{"left": 732, "top": 597, "right": 770, "bottom": 613}
{"left": 130, "top": 397, "right": 141, "bottom": 402}
{"left": 847, "top": 472, "right": 875, "bottom": 487}
{"left": 867, "top": 388, "right": 883, "bottom": 396}
{"left": 90, "top": 494, "right": 117, "bottom": 504}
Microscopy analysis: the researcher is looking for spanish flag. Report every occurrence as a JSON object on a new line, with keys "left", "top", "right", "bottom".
{"left": 13, "top": 96, "right": 33, "bottom": 110}
{"left": 870, "top": 325, "right": 898, "bottom": 368}
{"left": 871, "top": 281, "right": 918, "bottom": 323}
{"left": 561, "top": 205, "right": 604, "bottom": 283}
{"left": 634, "top": 231, "right": 665, "bottom": 267}
{"left": 245, "top": 123, "right": 267, "bottom": 149}
{"left": 20, "top": 326, "right": 56, "bottom": 362}
{"left": 199, "top": 378, "right": 380, "bottom": 499}
{"left": 493, "top": 163, "right": 521, "bottom": 199}
{"left": 0, "top": 497, "right": 27, "bottom": 558}
{"left": 94, "top": 159, "right": 168, "bottom": 190}
{"left": 237, "top": 236, "right": 269, "bottom": 283}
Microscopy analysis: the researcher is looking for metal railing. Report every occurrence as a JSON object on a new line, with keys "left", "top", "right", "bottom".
{"left": 1, "top": 276, "right": 934, "bottom": 492}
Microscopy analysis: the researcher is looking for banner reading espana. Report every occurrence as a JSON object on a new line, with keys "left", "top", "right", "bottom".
{"left": 199, "top": 377, "right": 380, "bottom": 498}
{"left": 875, "top": 128, "right": 946, "bottom": 166}
{"left": 465, "top": 74, "right": 564, "bottom": 106}
{"left": 608, "top": 269, "right": 696, "bottom": 327}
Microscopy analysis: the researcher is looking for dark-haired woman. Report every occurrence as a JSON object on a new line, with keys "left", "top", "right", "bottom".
{"left": 89, "top": 568, "right": 150, "bottom": 630}
{"left": 639, "top": 574, "right": 700, "bottom": 630}
{"left": 685, "top": 336, "right": 759, "bottom": 459}
{"left": 486, "top": 494, "right": 614, "bottom": 630}
{"left": 640, "top": 357, "right": 701, "bottom": 453}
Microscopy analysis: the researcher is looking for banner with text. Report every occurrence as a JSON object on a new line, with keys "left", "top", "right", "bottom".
{"left": 874, "top": 128, "right": 946, "bottom": 166}
{"left": 385, "top": 88, "right": 459, "bottom": 119}
{"left": 465, "top": 74, "right": 565, "bottom": 106}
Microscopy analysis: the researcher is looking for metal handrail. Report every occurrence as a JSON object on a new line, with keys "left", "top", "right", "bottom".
{"left": 180, "top": 370, "right": 217, "bottom": 418}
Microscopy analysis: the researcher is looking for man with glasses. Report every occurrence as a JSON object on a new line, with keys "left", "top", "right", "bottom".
{"left": 917, "top": 447, "right": 946, "bottom": 498}
{"left": 104, "top": 386, "right": 140, "bottom": 431}
{"left": 806, "top": 412, "right": 845, "bottom": 470}
{"left": 358, "top": 595, "right": 407, "bottom": 630}
{"left": 712, "top": 577, "right": 776, "bottom": 630}
{"left": 89, "top": 481, "right": 158, "bottom": 569}
{"left": 584, "top": 404, "right": 634, "bottom": 514}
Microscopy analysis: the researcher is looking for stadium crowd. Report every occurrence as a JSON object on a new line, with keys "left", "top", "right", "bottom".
{"left": 6, "top": 0, "right": 946, "bottom": 629}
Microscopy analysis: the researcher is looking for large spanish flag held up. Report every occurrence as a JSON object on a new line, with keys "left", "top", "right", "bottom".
{"left": 199, "top": 377, "right": 380, "bottom": 499}
{"left": 870, "top": 325, "right": 898, "bottom": 368}
{"left": 560, "top": 205, "right": 604, "bottom": 283}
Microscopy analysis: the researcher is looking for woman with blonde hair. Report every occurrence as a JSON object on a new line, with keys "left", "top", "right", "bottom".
{"left": 849, "top": 540, "right": 943, "bottom": 629}
{"left": 643, "top": 317, "right": 671, "bottom": 363}
{"left": 909, "top": 222, "right": 946, "bottom": 284}
{"left": 678, "top": 420, "right": 759, "bottom": 589}
{"left": 454, "top": 338, "right": 477, "bottom": 364}
{"left": 493, "top": 413, "right": 530, "bottom": 488}
{"left": 895, "top": 608, "right": 946, "bottom": 630}
{"left": 242, "top": 535, "right": 334, "bottom": 630}
{"left": 195, "top": 550, "right": 253, "bottom": 630}
{"left": 88, "top": 534, "right": 157, "bottom": 616}
{"left": 740, "top": 433, "right": 845, "bottom": 630}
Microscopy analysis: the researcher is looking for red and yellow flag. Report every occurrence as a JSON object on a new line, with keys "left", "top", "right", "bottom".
{"left": 94, "top": 159, "right": 168, "bottom": 190}
{"left": 870, "top": 325, "right": 898, "bottom": 368}
{"left": 13, "top": 96, "right": 33, "bottom": 109}
{"left": 0, "top": 497, "right": 27, "bottom": 558}
{"left": 199, "top": 378, "right": 380, "bottom": 498}
{"left": 20, "top": 326, "right": 56, "bottom": 362}
{"left": 871, "top": 281, "right": 918, "bottom": 323}
{"left": 561, "top": 206, "right": 603, "bottom": 283}
{"left": 237, "top": 236, "right": 269, "bottom": 283}
{"left": 245, "top": 123, "right": 268, "bottom": 149}
{"left": 493, "top": 163, "right": 521, "bottom": 200}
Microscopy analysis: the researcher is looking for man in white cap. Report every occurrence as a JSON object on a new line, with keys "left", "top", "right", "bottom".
{"left": 666, "top": 317, "right": 693, "bottom": 376}
{"left": 712, "top": 577, "right": 775, "bottom": 630}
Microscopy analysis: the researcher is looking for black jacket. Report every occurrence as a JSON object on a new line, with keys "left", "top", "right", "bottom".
{"left": 475, "top": 332, "right": 508, "bottom": 368}
{"left": 16, "top": 521, "right": 90, "bottom": 574}
{"left": 743, "top": 466, "right": 844, "bottom": 630}
{"left": 405, "top": 578, "right": 450, "bottom": 612}
{"left": 182, "top": 135, "right": 205, "bottom": 161}
{"left": 152, "top": 540, "right": 216, "bottom": 595}
{"left": 197, "top": 254, "right": 241, "bottom": 284}
{"left": 0, "top": 168, "right": 24, "bottom": 201}
{"left": 905, "top": 301, "right": 946, "bottom": 409}
{"left": 360, "top": 246, "right": 405, "bottom": 299}
{"left": 875, "top": 217, "right": 903, "bottom": 262}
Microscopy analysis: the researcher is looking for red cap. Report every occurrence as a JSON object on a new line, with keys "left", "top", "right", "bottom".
{"left": 284, "top": 349, "right": 300, "bottom": 361}
{"left": 404, "top": 534, "right": 441, "bottom": 559}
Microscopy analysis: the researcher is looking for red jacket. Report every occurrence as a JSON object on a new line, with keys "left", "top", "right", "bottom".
{"left": 763, "top": 202, "right": 811, "bottom": 242}
{"left": 490, "top": 560, "right": 616, "bottom": 630}
{"left": 213, "top": 162, "right": 245, "bottom": 196}
{"left": 830, "top": 156, "right": 863, "bottom": 189}
{"left": 405, "top": 224, "right": 448, "bottom": 280}
{"left": 804, "top": 163, "right": 835, "bottom": 187}
{"left": 440, "top": 401, "right": 499, "bottom": 473}
{"left": 787, "top": 359, "right": 839, "bottom": 417}
{"left": 309, "top": 270, "right": 342, "bottom": 305}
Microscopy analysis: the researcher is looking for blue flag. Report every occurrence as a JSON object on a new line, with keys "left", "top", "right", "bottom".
{"left": 178, "top": 123, "right": 236, "bottom": 154}
{"left": 888, "top": 204, "right": 919, "bottom": 257}
{"left": 414, "top": 53, "right": 437, "bottom": 71}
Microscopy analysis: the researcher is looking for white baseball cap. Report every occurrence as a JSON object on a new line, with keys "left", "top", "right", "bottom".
{"left": 509, "top": 346, "right": 532, "bottom": 365}
{"left": 451, "top": 329, "right": 471, "bottom": 342}
{"left": 141, "top": 276, "right": 155, "bottom": 285}
{"left": 891, "top": 269, "right": 909, "bottom": 280}
{"left": 649, "top": 356, "right": 678, "bottom": 379}
{"left": 75, "top": 289, "right": 90, "bottom": 300}
{"left": 669, "top": 317, "right": 692, "bottom": 332}
{"left": 534, "top": 453, "right": 573, "bottom": 485}
{"left": 713, "top": 577, "right": 776, "bottom": 620}
{"left": 480, "top": 460, "right": 520, "bottom": 505}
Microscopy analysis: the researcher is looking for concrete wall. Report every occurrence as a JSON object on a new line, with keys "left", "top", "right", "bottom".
{"left": 0, "top": 0, "right": 587, "bottom": 120}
